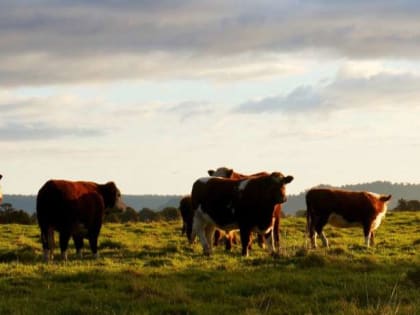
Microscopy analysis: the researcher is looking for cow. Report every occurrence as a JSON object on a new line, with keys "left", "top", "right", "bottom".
{"left": 0, "top": 174, "right": 3, "bottom": 204}
{"left": 179, "top": 195, "right": 237, "bottom": 250}
{"left": 208, "top": 167, "right": 283, "bottom": 251}
{"left": 179, "top": 195, "right": 193, "bottom": 240}
{"left": 306, "top": 188, "right": 392, "bottom": 248}
{"left": 191, "top": 172, "right": 293, "bottom": 256}
{"left": 36, "top": 179, "right": 127, "bottom": 261}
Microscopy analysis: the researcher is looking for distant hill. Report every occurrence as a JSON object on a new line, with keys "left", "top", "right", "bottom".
{"left": 2, "top": 194, "right": 183, "bottom": 214}
{"left": 3, "top": 181, "right": 420, "bottom": 215}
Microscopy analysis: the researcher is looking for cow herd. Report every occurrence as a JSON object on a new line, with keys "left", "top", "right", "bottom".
{"left": 0, "top": 169, "right": 393, "bottom": 261}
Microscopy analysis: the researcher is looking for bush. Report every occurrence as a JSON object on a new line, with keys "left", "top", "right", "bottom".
{"left": 0, "top": 203, "right": 35, "bottom": 224}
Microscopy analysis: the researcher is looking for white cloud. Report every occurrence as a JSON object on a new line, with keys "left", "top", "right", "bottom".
{"left": 235, "top": 69, "right": 420, "bottom": 114}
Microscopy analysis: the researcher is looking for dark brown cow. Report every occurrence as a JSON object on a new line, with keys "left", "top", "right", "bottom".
{"left": 208, "top": 167, "right": 282, "bottom": 251}
{"left": 36, "top": 179, "right": 127, "bottom": 261}
{"left": 191, "top": 172, "right": 293, "bottom": 256}
{"left": 306, "top": 188, "right": 392, "bottom": 248}
{"left": 179, "top": 195, "right": 193, "bottom": 240}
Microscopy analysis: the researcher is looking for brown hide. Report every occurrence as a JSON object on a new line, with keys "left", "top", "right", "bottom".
{"left": 191, "top": 173, "right": 293, "bottom": 256}
{"left": 306, "top": 188, "right": 391, "bottom": 248}
{"left": 36, "top": 179, "right": 125, "bottom": 261}
{"left": 207, "top": 167, "right": 282, "bottom": 249}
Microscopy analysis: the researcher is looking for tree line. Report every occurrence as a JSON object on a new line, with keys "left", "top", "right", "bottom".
{"left": 0, "top": 203, "right": 181, "bottom": 224}
{"left": 0, "top": 198, "right": 418, "bottom": 225}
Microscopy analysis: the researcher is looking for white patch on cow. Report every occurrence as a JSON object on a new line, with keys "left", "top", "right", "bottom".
{"left": 239, "top": 179, "right": 250, "bottom": 191}
{"left": 328, "top": 213, "right": 361, "bottom": 228}
{"left": 198, "top": 177, "right": 212, "bottom": 184}
{"left": 371, "top": 206, "right": 388, "bottom": 231}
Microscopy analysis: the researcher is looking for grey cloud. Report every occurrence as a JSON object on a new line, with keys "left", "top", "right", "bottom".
{"left": 2, "top": 1, "right": 420, "bottom": 85}
{"left": 166, "top": 101, "right": 213, "bottom": 121}
{"left": 236, "top": 86, "right": 323, "bottom": 113}
{"left": 0, "top": 122, "right": 105, "bottom": 141}
{"left": 236, "top": 71, "right": 420, "bottom": 114}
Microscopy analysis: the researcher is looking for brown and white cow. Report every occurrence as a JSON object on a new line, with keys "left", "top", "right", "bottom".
{"left": 36, "top": 179, "right": 127, "bottom": 261}
{"left": 208, "top": 167, "right": 282, "bottom": 250}
{"left": 191, "top": 172, "right": 293, "bottom": 256}
{"left": 306, "top": 188, "right": 392, "bottom": 248}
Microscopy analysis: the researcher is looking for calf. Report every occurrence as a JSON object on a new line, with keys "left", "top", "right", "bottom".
{"left": 306, "top": 188, "right": 392, "bottom": 248}
{"left": 191, "top": 172, "right": 293, "bottom": 256}
{"left": 179, "top": 195, "right": 237, "bottom": 250}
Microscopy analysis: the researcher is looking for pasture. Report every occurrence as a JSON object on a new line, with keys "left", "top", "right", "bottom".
{"left": 0, "top": 211, "right": 418, "bottom": 315}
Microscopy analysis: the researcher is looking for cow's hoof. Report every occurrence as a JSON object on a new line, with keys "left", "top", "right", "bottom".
{"left": 271, "top": 252, "right": 281, "bottom": 259}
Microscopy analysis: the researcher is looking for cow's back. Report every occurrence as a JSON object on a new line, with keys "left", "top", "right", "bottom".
{"left": 306, "top": 189, "right": 377, "bottom": 221}
{"left": 36, "top": 180, "right": 102, "bottom": 228}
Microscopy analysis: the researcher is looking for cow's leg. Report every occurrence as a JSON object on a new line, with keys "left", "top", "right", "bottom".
{"left": 315, "top": 216, "right": 329, "bottom": 248}
{"left": 273, "top": 216, "right": 280, "bottom": 251}
{"left": 186, "top": 222, "right": 194, "bottom": 243}
{"left": 213, "top": 229, "right": 222, "bottom": 246}
{"left": 88, "top": 230, "right": 100, "bottom": 258}
{"left": 204, "top": 225, "right": 215, "bottom": 255}
{"left": 363, "top": 224, "right": 372, "bottom": 247}
{"left": 273, "top": 205, "right": 281, "bottom": 250}
{"left": 59, "top": 230, "right": 71, "bottom": 261}
{"left": 257, "top": 234, "right": 265, "bottom": 249}
{"left": 73, "top": 234, "right": 84, "bottom": 259}
{"left": 40, "top": 226, "right": 53, "bottom": 262}
{"left": 192, "top": 212, "right": 211, "bottom": 255}
{"left": 224, "top": 231, "right": 233, "bottom": 251}
{"left": 369, "top": 231, "right": 375, "bottom": 246}
{"left": 263, "top": 229, "right": 275, "bottom": 254}
{"left": 307, "top": 214, "right": 318, "bottom": 248}
{"left": 240, "top": 228, "right": 252, "bottom": 256}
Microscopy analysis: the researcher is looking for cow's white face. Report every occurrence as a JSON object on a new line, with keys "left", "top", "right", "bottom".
{"left": 114, "top": 189, "right": 127, "bottom": 211}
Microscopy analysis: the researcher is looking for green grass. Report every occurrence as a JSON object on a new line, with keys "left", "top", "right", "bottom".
{"left": 0, "top": 211, "right": 418, "bottom": 314}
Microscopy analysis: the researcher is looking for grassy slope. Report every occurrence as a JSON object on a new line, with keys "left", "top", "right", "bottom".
{"left": 0, "top": 211, "right": 418, "bottom": 315}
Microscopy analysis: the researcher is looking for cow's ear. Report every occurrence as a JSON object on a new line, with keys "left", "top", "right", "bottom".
{"left": 208, "top": 170, "right": 215, "bottom": 176}
{"left": 380, "top": 194, "right": 392, "bottom": 202}
{"left": 283, "top": 175, "right": 294, "bottom": 184}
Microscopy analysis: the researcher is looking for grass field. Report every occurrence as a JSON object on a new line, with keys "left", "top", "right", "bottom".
{"left": 0, "top": 211, "right": 418, "bottom": 315}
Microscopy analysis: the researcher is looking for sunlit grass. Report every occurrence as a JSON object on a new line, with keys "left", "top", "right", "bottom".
{"left": 0, "top": 211, "right": 418, "bottom": 314}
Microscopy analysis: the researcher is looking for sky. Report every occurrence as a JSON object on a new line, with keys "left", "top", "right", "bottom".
{"left": 1, "top": 0, "right": 420, "bottom": 196}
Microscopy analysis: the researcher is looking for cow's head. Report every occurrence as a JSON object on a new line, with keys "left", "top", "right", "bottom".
{"left": 208, "top": 167, "right": 234, "bottom": 178}
{"left": 269, "top": 172, "right": 294, "bottom": 204}
{"left": 100, "top": 182, "right": 127, "bottom": 211}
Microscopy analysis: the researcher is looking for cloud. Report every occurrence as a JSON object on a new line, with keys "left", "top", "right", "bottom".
{"left": 2, "top": 1, "right": 420, "bottom": 85}
{"left": 0, "top": 93, "right": 110, "bottom": 141}
{"left": 236, "top": 86, "right": 323, "bottom": 113}
{"left": 235, "top": 70, "right": 420, "bottom": 114}
{"left": 0, "top": 122, "right": 104, "bottom": 141}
